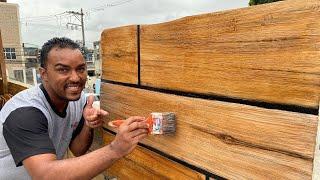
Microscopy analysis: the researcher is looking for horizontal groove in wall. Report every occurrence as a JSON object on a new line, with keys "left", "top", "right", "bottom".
{"left": 103, "top": 127, "right": 226, "bottom": 180}
{"left": 101, "top": 79, "right": 318, "bottom": 115}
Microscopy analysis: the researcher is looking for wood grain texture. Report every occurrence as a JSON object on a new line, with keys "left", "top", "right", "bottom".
{"left": 101, "top": 83, "right": 318, "bottom": 179}
{"left": 312, "top": 104, "right": 320, "bottom": 180}
{"left": 103, "top": 131, "right": 206, "bottom": 180}
{"left": 0, "top": 30, "right": 8, "bottom": 94}
{"left": 100, "top": 25, "right": 138, "bottom": 84}
{"left": 7, "top": 81, "right": 27, "bottom": 95}
{"left": 140, "top": 0, "right": 320, "bottom": 108}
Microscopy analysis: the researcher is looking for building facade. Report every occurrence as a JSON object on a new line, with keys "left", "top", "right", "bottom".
{"left": 93, "top": 41, "right": 101, "bottom": 77}
{"left": 0, "top": 2, "right": 26, "bottom": 83}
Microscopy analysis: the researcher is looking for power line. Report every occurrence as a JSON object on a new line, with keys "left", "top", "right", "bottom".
{"left": 20, "top": 12, "right": 67, "bottom": 20}
{"left": 15, "top": 0, "right": 136, "bottom": 36}
{"left": 20, "top": 14, "right": 73, "bottom": 23}
{"left": 2, "top": 0, "right": 137, "bottom": 48}
{"left": 23, "top": 22, "right": 69, "bottom": 29}
{"left": 106, "top": 0, "right": 135, "bottom": 7}
{"left": 65, "top": 9, "right": 85, "bottom": 48}
{"left": 88, "top": 0, "right": 135, "bottom": 13}
{"left": 18, "top": 0, "right": 136, "bottom": 21}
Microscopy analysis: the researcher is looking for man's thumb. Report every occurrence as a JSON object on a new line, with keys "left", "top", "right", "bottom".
{"left": 86, "top": 95, "right": 94, "bottom": 108}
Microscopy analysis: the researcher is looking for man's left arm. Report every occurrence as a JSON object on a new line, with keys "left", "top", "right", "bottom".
{"left": 69, "top": 95, "right": 108, "bottom": 156}
{"left": 69, "top": 117, "right": 94, "bottom": 156}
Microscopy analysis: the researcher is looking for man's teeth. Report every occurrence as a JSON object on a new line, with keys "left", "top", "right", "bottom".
{"left": 66, "top": 85, "right": 80, "bottom": 89}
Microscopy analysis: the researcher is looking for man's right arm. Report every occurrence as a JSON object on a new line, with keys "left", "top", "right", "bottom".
{"left": 22, "top": 116, "right": 148, "bottom": 180}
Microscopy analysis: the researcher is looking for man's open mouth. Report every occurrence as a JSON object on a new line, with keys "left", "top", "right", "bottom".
{"left": 65, "top": 84, "right": 82, "bottom": 92}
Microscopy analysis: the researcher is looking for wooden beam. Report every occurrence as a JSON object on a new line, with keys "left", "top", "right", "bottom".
{"left": 0, "top": 30, "right": 8, "bottom": 94}
{"left": 101, "top": 83, "right": 318, "bottom": 179}
{"left": 100, "top": 25, "right": 138, "bottom": 84}
{"left": 139, "top": 0, "right": 320, "bottom": 108}
{"left": 312, "top": 103, "right": 320, "bottom": 179}
{"left": 103, "top": 131, "right": 206, "bottom": 179}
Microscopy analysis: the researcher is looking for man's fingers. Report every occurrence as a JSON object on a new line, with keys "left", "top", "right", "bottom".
{"left": 133, "top": 133, "right": 148, "bottom": 144}
{"left": 90, "top": 120, "right": 100, "bottom": 125}
{"left": 86, "top": 113, "right": 99, "bottom": 121}
{"left": 86, "top": 95, "right": 95, "bottom": 108}
{"left": 99, "top": 109, "right": 109, "bottom": 116}
{"left": 86, "top": 119, "right": 104, "bottom": 128}
{"left": 125, "top": 116, "right": 145, "bottom": 125}
{"left": 91, "top": 121, "right": 104, "bottom": 128}
{"left": 128, "top": 121, "right": 149, "bottom": 132}
{"left": 129, "top": 128, "right": 148, "bottom": 138}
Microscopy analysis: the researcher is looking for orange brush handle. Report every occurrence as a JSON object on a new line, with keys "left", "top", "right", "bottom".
{"left": 108, "top": 119, "right": 125, "bottom": 127}
{"left": 108, "top": 116, "right": 153, "bottom": 133}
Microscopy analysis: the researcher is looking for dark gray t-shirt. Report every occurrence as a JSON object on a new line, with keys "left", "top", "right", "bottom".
{"left": 0, "top": 84, "right": 86, "bottom": 180}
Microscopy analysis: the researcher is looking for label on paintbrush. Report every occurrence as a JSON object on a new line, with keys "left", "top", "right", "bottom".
{"left": 151, "top": 113, "right": 163, "bottom": 134}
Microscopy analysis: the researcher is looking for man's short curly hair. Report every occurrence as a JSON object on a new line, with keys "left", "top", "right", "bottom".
{"left": 40, "top": 37, "right": 81, "bottom": 68}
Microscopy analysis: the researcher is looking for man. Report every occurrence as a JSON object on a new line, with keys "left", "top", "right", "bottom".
{"left": 0, "top": 37, "right": 149, "bottom": 179}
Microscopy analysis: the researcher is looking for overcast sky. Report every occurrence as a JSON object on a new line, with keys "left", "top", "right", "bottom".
{"left": 7, "top": 0, "right": 249, "bottom": 48}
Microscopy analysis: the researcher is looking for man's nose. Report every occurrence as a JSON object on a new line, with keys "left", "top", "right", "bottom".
{"left": 69, "top": 70, "right": 80, "bottom": 81}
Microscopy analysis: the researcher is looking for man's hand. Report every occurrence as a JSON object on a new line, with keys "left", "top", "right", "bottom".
{"left": 110, "top": 116, "right": 149, "bottom": 158}
{"left": 83, "top": 95, "right": 108, "bottom": 128}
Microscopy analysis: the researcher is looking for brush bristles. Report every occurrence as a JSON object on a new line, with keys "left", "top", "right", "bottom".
{"left": 151, "top": 112, "right": 176, "bottom": 134}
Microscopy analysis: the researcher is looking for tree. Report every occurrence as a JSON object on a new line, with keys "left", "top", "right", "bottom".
{"left": 249, "top": 0, "right": 283, "bottom": 6}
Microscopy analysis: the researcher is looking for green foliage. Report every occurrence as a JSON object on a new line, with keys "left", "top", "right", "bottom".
{"left": 249, "top": 0, "right": 283, "bottom": 6}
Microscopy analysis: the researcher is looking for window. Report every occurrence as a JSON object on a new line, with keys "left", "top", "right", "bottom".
{"left": 13, "top": 70, "right": 24, "bottom": 82}
{"left": 3, "top": 48, "right": 16, "bottom": 60}
{"left": 86, "top": 53, "right": 93, "bottom": 62}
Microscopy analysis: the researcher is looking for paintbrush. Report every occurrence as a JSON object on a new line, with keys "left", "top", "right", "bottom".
{"left": 108, "top": 112, "right": 176, "bottom": 135}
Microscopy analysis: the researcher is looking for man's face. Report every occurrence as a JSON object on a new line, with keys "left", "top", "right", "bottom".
{"left": 41, "top": 47, "right": 87, "bottom": 101}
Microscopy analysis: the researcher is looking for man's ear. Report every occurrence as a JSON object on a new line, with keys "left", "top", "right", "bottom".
{"left": 39, "top": 67, "right": 48, "bottom": 82}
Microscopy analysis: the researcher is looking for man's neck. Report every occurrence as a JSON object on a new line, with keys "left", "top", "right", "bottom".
{"left": 42, "top": 83, "right": 68, "bottom": 113}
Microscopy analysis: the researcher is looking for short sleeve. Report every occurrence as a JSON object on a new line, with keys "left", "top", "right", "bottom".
{"left": 3, "top": 107, "right": 56, "bottom": 166}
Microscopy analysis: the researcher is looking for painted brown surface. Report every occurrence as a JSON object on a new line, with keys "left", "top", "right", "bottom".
{"left": 139, "top": 0, "right": 320, "bottom": 108}
{"left": 312, "top": 105, "right": 320, "bottom": 180}
{"left": 103, "top": 131, "right": 206, "bottom": 180}
{"left": 7, "top": 81, "right": 27, "bottom": 95}
{"left": 101, "top": 83, "right": 318, "bottom": 179}
{"left": 0, "top": 30, "right": 8, "bottom": 94}
{"left": 100, "top": 25, "right": 138, "bottom": 84}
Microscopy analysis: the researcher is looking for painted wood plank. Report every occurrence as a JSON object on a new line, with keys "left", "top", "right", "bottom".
{"left": 101, "top": 83, "right": 318, "bottom": 179}
{"left": 100, "top": 25, "right": 138, "bottom": 84}
{"left": 7, "top": 81, "right": 27, "bottom": 95}
{"left": 312, "top": 103, "right": 320, "bottom": 180}
{"left": 103, "top": 131, "right": 206, "bottom": 180}
{"left": 140, "top": 0, "right": 320, "bottom": 108}
{"left": 0, "top": 30, "right": 8, "bottom": 94}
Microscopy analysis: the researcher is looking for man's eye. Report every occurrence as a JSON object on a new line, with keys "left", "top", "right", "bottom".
{"left": 77, "top": 67, "right": 86, "bottom": 73}
{"left": 57, "top": 68, "right": 68, "bottom": 72}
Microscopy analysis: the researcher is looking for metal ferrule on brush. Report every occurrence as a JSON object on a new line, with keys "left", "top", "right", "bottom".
{"left": 150, "top": 112, "right": 176, "bottom": 135}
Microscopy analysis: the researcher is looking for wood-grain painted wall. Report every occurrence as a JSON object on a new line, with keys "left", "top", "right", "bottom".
{"left": 99, "top": 0, "right": 320, "bottom": 179}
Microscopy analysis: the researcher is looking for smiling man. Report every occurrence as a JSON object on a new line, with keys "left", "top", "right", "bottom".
{"left": 0, "top": 37, "right": 149, "bottom": 180}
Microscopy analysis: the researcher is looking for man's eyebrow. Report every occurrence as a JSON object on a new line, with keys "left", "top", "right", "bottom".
{"left": 54, "top": 63, "right": 69, "bottom": 68}
{"left": 54, "top": 63, "right": 86, "bottom": 67}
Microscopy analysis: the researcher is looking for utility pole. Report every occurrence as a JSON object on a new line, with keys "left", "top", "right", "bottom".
{"left": 66, "top": 8, "right": 85, "bottom": 48}
{"left": 80, "top": 8, "right": 85, "bottom": 48}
